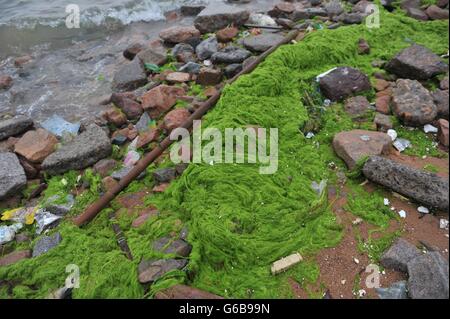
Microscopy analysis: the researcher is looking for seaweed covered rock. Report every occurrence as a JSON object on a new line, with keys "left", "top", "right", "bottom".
{"left": 138, "top": 259, "right": 187, "bottom": 284}
{"left": 380, "top": 238, "right": 422, "bottom": 272}
{"left": 152, "top": 237, "right": 192, "bottom": 257}
{"left": 385, "top": 44, "right": 448, "bottom": 80}
{"left": 194, "top": 4, "right": 250, "bottom": 33}
{"left": 42, "top": 125, "right": 111, "bottom": 175}
{"left": 155, "top": 284, "right": 223, "bottom": 299}
{"left": 332, "top": 130, "right": 391, "bottom": 169}
{"left": 318, "top": 67, "right": 371, "bottom": 101}
{"left": 0, "top": 116, "right": 33, "bottom": 141}
{"left": 407, "top": 252, "right": 449, "bottom": 299}
{"left": 0, "top": 152, "right": 27, "bottom": 200}
{"left": 362, "top": 156, "right": 449, "bottom": 211}
{"left": 32, "top": 232, "right": 62, "bottom": 257}
{"left": 112, "top": 58, "right": 147, "bottom": 92}
{"left": 391, "top": 79, "right": 437, "bottom": 126}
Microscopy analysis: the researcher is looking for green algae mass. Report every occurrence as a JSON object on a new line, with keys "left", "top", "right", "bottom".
{"left": 0, "top": 10, "right": 447, "bottom": 299}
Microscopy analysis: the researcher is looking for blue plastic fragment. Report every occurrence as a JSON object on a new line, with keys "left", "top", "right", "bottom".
{"left": 41, "top": 115, "right": 80, "bottom": 138}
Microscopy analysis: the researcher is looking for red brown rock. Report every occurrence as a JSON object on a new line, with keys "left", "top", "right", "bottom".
{"left": 333, "top": 129, "right": 392, "bottom": 169}
{"left": 166, "top": 72, "right": 191, "bottom": 83}
{"left": 437, "top": 119, "right": 449, "bottom": 147}
{"left": 159, "top": 26, "right": 200, "bottom": 44}
{"left": 103, "top": 107, "right": 128, "bottom": 127}
{"left": 357, "top": 38, "right": 370, "bottom": 55}
{"left": 196, "top": 67, "right": 222, "bottom": 86}
{"left": 140, "top": 85, "right": 186, "bottom": 118}
{"left": 155, "top": 284, "right": 224, "bottom": 299}
{"left": 123, "top": 43, "right": 145, "bottom": 60}
{"left": 426, "top": 5, "right": 449, "bottom": 20}
{"left": 344, "top": 96, "right": 371, "bottom": 118}
{"left": 137, "top": 128, "right": 159, "bottom": 148}
{"left": 14, "top": 129, "right": 58, "bottom": 163}
{"left": 373, "top": 79, "right": 390, "bottom": 92}
{"left": 153, "top": 183, "right": 170, "bottom": 193}
{"left": 376, "top": 95, "right": 392, "bottom": 115}
{"left": 0, "top": 250, "right": 31, "bottom": 267}
{"left": 163, "top": 108, "right": 191, "bottom": 131}
{"left": 14, "top": 55, "right": 32, "bottom": 67}
{"left": 216, "top": 27, "right": 239, "bottom": 43}
{"left": 19, "top": 157, "right": 38, "bottom": 179}
{"left": 0, "top": 75, "right": 13, "bottom": 90}
{"left": 102, "top": 176, "right": 119, "bottom": 192}
{"left": 93, "top": 159, "right": 117, "bottom": 177}
{"left": 131, "top": 208, "right": 159, "bottom": 228}
{"left": 111, "top": 92, "right": 143, "bottom": 120}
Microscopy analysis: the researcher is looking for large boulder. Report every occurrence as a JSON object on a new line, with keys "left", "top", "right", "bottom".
{"left": 112, "top": 58, "right": 147, "bottom": 92}
{"left": 391, "top": 79, "right": 437, "bottom": 126}
{"left": 0, "top": 116, "right": 33, "bottom": 141}
{"left": 0, "top": 152, "right": 27, "bottom": 200}
{"left": 318, "top": 67, "right": 371, "bottom": 101}
{"left": 242, "top": 33, "right": 285, "bottom": 53}
{"left": 14, "top": 128, "right": 58, "bottom": 163}
{"left": 42, "top": 125, "right": 111, "bottom": 175}
{"left": 380, "top": 238, "right": 422, "bottom": 272}
{"left": 194, "top": 4, "right": 250, "bottom": 33}
{"left": 362, "top": 156, "right": 449, "bottom": 211}
{"left": 385, "top": 44, "right": 448, "bottom": 80}
{"left": 426, "top": 5, "right": 449, "bottom": 20}
{"left": 407, "top": 252, "right": 449, "bottom": 299}
{"left": 332, "top": 130, "right": 391, "bottom": 169}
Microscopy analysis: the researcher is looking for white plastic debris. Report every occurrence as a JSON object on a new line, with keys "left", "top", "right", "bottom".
{"left": 387, "top": 129, "right": 397, "bottom": 141}
{"left": 35, "top": 209, "right": 62, "bottom": 235}
{"left": 203, "top": 59, "right": 212, "bottom": 67}
{"left": 352, "top": 218, "right": 363, "bottom": 225}
{"left": 311, "top": 179, "right": 327, "bottom": 196}
{"left": 384, "top": 198, "right": 390, "bottom": 206}
{"left": 316, "top": 67, "right": 337, "bottom": 82}
{"left": 424, "top": 124, "right": 438, "bottom": 134}
{"left": 360, "top": 135, "right": 371, "bottom": 142}
{"left": 271, "top": 253, "right": 303, "bottom": 275}
{"left": 341, "top": 279, "right": 346, "bottom": 285}
{"left": 439, "top": 219, "right": 449, "bottom": 229}
{"left": 323, "top": 99, "right": 331, "bottom": 107}
{"left": 353, "top": 258, "right": 360, "bottom": 264}
{"left": 124, "top": 150, "right": 140, "bottom": 167}
{"left": 417, "top": 206, "right": 430, "bottom": 214}
{"left": 0, "top": 223, "right": 23, "bottom": 244}
{"left": 393, "top": 138, "right": 411, "bottom": 152}
{"left": 358, "top": 289, "right": 367, "bottom": 297}
{"left": 305, "top": 132, "right": 315, "bottom": 139}
{"left": 398, "top": 210, "right": 407, "bottom": 218}
{"left": 128, "top": 137, "right": 138, "bottom": 152}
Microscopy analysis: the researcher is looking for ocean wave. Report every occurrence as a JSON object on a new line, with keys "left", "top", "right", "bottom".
{"left": 0, "top": 0, "right": 181, "bottom": 29}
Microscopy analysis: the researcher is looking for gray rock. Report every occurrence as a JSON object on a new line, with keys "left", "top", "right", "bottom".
{"left": 180, "top": 227, "right": 189, "bottom": 240}
{"left": 391, "top": 79, "right": 437, "bottom": 126}
{"left": 380, "top": 238, "right": 422, "bottom": 272}
{"left": 135, "top": 112, "right": 152, "bottom": 133}
{"left": 0, "top": 116, "right": 33, "bottom": 141}
{"left": 153, "top": 167, "right": 176, "bottom": 183}
{"left": 42, "top": 125, "right": 112, "bottom": 175}
{"left": 44, "top": 194, "right": 75, "bottom": 216}
{"left": 292, "top": 8, "right": 328, "bottom": 20}
{"left": 172, "top": 43, "right": 196, "bottom": 63}
{"left": 181, "top": 5, "right": 206, "bottom": 16}
{"left": 111, "top": 135, "right": 127, "bottom": 145}
{"left": 336, "top": 12, "right": 365, "bottom": 24}
{"left": 211, "top": 46, "right": 252, "bottom": 64}
{"left": 196, "top": 37, "right": 219, "bottom": 61}
{"left": 407, "top": 252, "right": 449, "bottom": 299}
{"left": 0, "top": 152, "right": 27, "bottom": 200}
{"left": 374, "top": 113, "right": 393, "bottom": 132}
{"left": 138, "top": 258, "right": 188, "bottom": 284}
{"left": 386, "top": 44, "right": 448, "bottom": 80}
{"left": 242, "top": 33, "right": 285, "bottom": 53}
{"left": 179, "top": 62, "right": 202, "bottom": 74}
{"left": 363, "top": 156, "right": 449, "bottom": 211}
{"left": 440, "top": 74, "right": 449, "bottom": 90}
{"left": 325, "top": 0, "right": 344, "bottom": 17}
{"left": 224, "top": 63, "right": 243, "bottom": 78}
{"left": 111, "top": 166, "right": 146, "bottom": 181}
{"left": 344, "top": 95, "right": 371, "bottom": 118}
{"left": 32, "top": 232, "right": 62, "bottom": 257}
{"left": 152, "top": 237, "right": 192, "bottom": 257}
{"left": 432, "top": 89, "right": 449, "bottom": 119}
{"left": 112, "top": 58, "right": 147, "bottom": 92}
{"left": 406, "top": 7, "right": 429, "bottom": 21}
{"left": 319, "top": 66, "right": 371, "bottom": 101}
{"left": 376, "top": 281, "right": 408, "bottom": 299}
{"left": 194, "top": 4, "right": 250, "bottom": 33}
{"left": 136, "top": 46, "right": 167, "bottom": 66}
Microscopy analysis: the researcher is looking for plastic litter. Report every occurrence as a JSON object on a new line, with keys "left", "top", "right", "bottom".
{"left": 323, "top": 99, "right": 331, "bottom": 107}
{"left": 360, "top": 135, "right": 370, "bottom": 141}
{"left": 316, "top": 67, "right": 337, "bottom": 82}
{"left": 417, "top": 206, "right": 430, "bottom": 214}
{"left": 248, "top": 13, "right": 277, "bottom": 26}
{"left": 383, "top": 198, "right": 390, "bottom": 206}
{"left": 1, "top": 206, "right": 37, "bottom": 225}
{"left": 41, "top": 115, "right": 80, "bottom": 138}
{"left": 0, "top": 223, "right": 23, "bottom": 244}
{"left": 35, "top": 209, "right": 62, "bottom": 234}
{"left": 305, "top": 132, "right": 315, "bottom": 139}
{"left": 423, "top": 124, "right": 438, "bottom": 133}
{"left": 393, "top": 138, "right": 411, "bottom": 152}
{"left": 311, "top": 179, "right": 327, "bottom": 196}
{"left": 124, "top": 151, "right": 140, "bottom": 167}
{"left": 440, "top": 219, "right": 449, "bottom": 229}
{"left": 376, "top": 281, "right": 407, "bottom": 299}
{"left": 398, "top": 210, "right": 407, "bottom": 218}
{"left": 387, "top": 129, "right": 397, "bottom": 141}
{"left": 203, "top": 60, "right": 212, "bottom": 67}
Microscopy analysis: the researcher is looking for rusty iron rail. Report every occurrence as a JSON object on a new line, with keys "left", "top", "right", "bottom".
{"left": 73, "top": 29, "right": 300, "bottom": 227}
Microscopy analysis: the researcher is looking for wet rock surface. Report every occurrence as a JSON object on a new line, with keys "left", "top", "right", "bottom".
{"left": 194, "top": 4, "right": 250, "bottom": 33}
{"left": 112, "top": 58, "right": 147, "bottom": 92}
{"left": 0, "top": 116, "right": 33, "bottom": 141}
{"left": 0, "top": 152, "right": 27, "bottom": 200}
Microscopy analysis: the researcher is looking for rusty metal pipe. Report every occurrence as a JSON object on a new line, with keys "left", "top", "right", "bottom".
{"left": 73, "top": 29, "right": 300, "bottom": 227}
